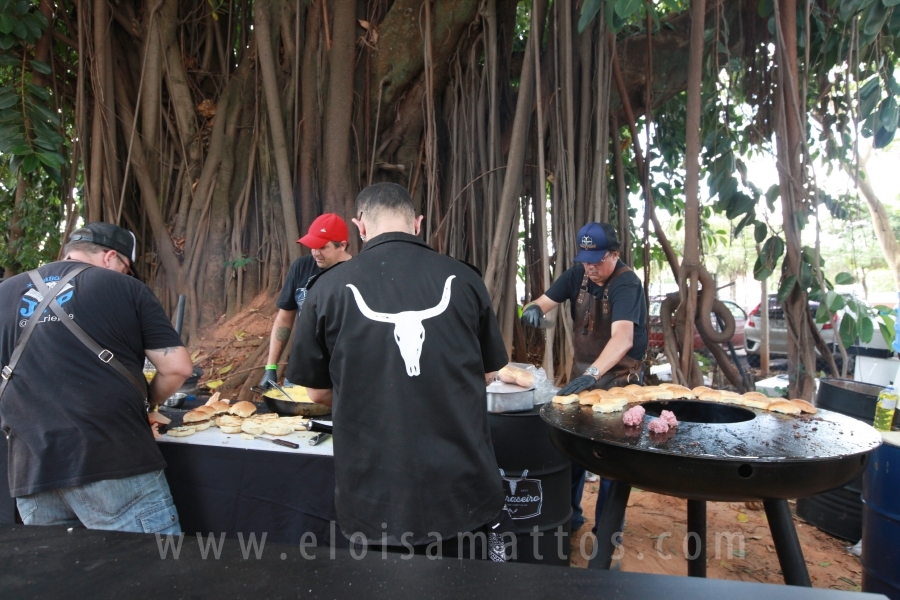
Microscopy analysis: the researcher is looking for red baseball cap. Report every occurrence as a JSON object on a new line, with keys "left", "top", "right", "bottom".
{"left": 298, "top": 213, "right": 349, "bottom": 248}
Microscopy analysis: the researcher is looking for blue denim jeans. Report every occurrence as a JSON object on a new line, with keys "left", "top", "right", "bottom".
{"left": 16, "top": 470, "right": 180, "bottom": 535}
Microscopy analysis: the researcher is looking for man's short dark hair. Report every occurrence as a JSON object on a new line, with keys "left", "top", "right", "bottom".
{"left": 63, "top": 240, "right": 112, "bottom": 257}
{"left": 355, "top": 182, "right": 415, "bottom": 222}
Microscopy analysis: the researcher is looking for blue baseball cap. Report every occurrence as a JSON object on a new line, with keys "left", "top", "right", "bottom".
{"left": 574, "top": 222, "right": 619, "bottom": 263}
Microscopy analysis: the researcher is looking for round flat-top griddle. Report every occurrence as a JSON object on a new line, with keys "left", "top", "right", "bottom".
{"left": 540, "top": 399, "right": 882, "bottom": 502}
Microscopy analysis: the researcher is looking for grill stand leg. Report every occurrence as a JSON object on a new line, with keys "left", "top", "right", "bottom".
{"left": 686, "top": 499, "right": 706, "bottom": 577}
{"left": 589, "top": 480, "right": 631, "bottom": 569}
{"left": 763, "top": 500, "right": 811, "bottom": 587}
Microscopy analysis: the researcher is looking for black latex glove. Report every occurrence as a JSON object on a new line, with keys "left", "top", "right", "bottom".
{"left": 558, "top": 374, "right": 597, "bottom": 396}
{"left": 521, "top": 304, "right": 544, "bottom": 328}
{"left": 259, "top": 369, "right": 277, "bottom": 389}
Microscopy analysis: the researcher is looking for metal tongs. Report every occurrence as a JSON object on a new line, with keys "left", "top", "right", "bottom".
{"left": 263, "top": 379, "right": 294, "bottom": 400}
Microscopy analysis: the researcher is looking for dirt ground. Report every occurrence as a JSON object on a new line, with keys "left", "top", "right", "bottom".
{"left": 571, "top": 482, "right": 864, "bottom": 591}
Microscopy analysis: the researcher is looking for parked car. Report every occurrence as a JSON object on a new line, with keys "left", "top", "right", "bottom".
{"left": 648, "top": 297, "right": 747, "bottom": 355}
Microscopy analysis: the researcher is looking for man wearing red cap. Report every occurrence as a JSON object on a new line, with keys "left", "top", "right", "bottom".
{"left": 260, "top": 214, "right": 352, "bottom": 388}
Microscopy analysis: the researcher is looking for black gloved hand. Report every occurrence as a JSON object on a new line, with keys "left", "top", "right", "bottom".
{"left": 521, "top": 304, "right": 544, "bottom": 328}
{"left": 558, "top": 374, "right": 597, "bottom": 396}
{"left": 259, "top": 369, "right": 277, "bottom": 389}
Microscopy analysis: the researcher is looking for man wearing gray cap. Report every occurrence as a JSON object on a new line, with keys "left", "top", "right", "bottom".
{"left": 0, "top": 223, "right": 193, "bottom": 533}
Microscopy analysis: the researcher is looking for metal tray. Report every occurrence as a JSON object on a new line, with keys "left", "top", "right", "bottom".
{"left": 486, "top": 381, "right": 535, "bottom": 414}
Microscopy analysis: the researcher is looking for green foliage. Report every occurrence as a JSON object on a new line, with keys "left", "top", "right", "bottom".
{"left": 0, "top": 0, "right": 70, "bottom": 272}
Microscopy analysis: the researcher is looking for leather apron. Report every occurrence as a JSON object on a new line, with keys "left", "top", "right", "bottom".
{"left": 570, "top": 266, "right": 643, "bottom": 391}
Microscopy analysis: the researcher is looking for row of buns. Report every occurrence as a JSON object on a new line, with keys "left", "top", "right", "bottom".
{"left": 168, "top": 395, "right": 309, "bottom": 437}
{"left": 551, "top": 383, "right": 816, "bottom": 416}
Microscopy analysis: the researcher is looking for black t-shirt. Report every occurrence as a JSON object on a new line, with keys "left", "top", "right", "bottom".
{"left": 545, "top": 262, "right": 648, "bottom": 361}
{"left": 287, "top": 232, "right": 509, "bottom": 545}
{"left": 276, "top": 255, "right": 321, "bottom": 313}
{"left": 0, "top": 261, "right": 184, "bottom": 497}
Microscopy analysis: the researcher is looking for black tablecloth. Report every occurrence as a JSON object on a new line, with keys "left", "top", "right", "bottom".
{"left": 158, "top": 441, "right": 343, "bottom": 547}
{"left": 0, "top": 524, "right": 887, "bottom": 600}
{"left": 0, "top": 434, "right": 342, "bottom": 547}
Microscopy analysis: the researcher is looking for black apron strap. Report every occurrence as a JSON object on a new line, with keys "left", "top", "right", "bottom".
{"left": 0, "top": 264, "right": 91, "bottom": 401}
{"left": 26, "top": 268, "right": 148, "bottom": 401}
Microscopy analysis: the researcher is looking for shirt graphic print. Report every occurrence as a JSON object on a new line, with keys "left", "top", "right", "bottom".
{"left": 345, "top": 275, "right": 455, "bottom": 376}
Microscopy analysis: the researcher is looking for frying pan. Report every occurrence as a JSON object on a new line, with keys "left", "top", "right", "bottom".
{"left": 250, "top": 385, "right": 331, "bottom": 417}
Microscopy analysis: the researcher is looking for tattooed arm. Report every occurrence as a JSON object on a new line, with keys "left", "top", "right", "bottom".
{"left": 265, "top": 309, "right": 298, "bottom": 368}
{"left": 144, "top": 346, "right": 193, "bottom": 406}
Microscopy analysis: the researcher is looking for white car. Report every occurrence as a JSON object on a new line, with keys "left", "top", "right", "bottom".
{"left": 744, "top": 296, "right": 835, "bottom": 366}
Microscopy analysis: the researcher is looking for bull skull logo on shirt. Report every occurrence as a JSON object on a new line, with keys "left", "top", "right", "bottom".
{"left": 346, "top": 276, "right": 455, "bottom": 376}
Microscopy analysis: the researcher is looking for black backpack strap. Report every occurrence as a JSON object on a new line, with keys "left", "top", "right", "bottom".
{"left": 26, "top": 270, "right": 149, "bottom": 401}
{"left": 0, "top": 264, "right": 92, "bottom": 401}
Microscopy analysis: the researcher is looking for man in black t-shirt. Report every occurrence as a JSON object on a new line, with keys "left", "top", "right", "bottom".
{"left": 260, "top": 214, "right": 352, "bottom": 388}
{"left": 0, "top": 223, "right": 193, "bottom": 533}
{"left": 287, "top": 183, "right": 511, "bottom": 560}
{"left": 521, "top": 222, "right": 647, "bottom": 534}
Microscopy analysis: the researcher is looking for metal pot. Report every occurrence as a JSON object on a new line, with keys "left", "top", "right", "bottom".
{"left": 163, "top": 392, "right": 187, "bottom": 408}
{"left": 250, "top": 386, "right": 331, "bottom": 417}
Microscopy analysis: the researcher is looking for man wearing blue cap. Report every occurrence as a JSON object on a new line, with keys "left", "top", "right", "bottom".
{"left": 520, "top": 222, "right": 647, "bottom": 533}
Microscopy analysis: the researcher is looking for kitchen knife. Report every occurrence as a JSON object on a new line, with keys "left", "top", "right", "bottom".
{"left": 255, "top": 435, "right": 300, "bottom": 449}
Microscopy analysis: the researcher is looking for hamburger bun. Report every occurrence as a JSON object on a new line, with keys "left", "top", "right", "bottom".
{"left": 624, "top": 384, "right": 644, "bottom": 393}
{"left": 247, "top": 413, "right": 280, "bottom": 422}
{"left": 263, "top": 422, "right": 293, "bottom": 436}
{"left": 552, "top": 394, "right": 579, "bottom": 404}
{"left": 642, "top": 388, "right": 675, "bottom": 400}
{"left": 498, "top": 365, "right": 518, "bottom": 384}
{"left": 241, "top": 420, "right": 266, "bottom": 436}
{"left": 692, "top": 386, "right": 713, "bottom": 395}
{"left": 622, "top": 392, "right": 643, "bottom": 404}
{"left": 697, "top": 390, "right": 722, "bottom": 402}
{"left": 665, "top": 385, "right": 694, "bottom": 398}
{"left": 740, "top": 395, "right": 773, "bottom": 409}
{"left": 515, "top": 371, "right": 535, "bottom": 388}
{"left": 578, "top": 392, "right": 603, "bottom": 405}
{"left": 204, "top": 391, "right": 222, "bottom": 405}
{"left": 182, "top": 410, "right": 213, "bottom": 430}
{"left": 229, "top": 401, "right": 257, "bottom": 417}
{"left": 192, "top": 405, "right": 216, "bottom": 416}
{"left": 216, "top": 414, "right": 243, "bottom": 433}
{"left": 789, "top": 399, "right": 817, "bottom": 414}
{"left": 592, "top": 397, "right": 628, "bottom": 413}
{"left": 208, "top": 401, "right": 231, "bottom": 415}
{"left": 166, "top": 426, "right": 196, "bottom": 437}
{"left": 607, "top": 387, "right": 628, "bottom": 395}
{"left": 719, "top": 390, "right": 741, "bottom": 399}
{"left": 742, "top": 391, "right": 770, "bottom": 401}
{"left": 768, "top": 400, "right": 802, "bottom": 415}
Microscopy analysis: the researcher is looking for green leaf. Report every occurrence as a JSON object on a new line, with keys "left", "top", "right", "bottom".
{"left": 885, "top": 0, "right": 900, "bottom": 6}
{"left": 0, "top": 14, "right": 14, "bottom": 34}
{"left": 873, "top": 126, "right": 896, "bottom": 148}
{"left": 578, "top": 0, "right": 604, "bottom": 32}
{"left": 21, "top": 153, "right": 39, "bottom": 173}
{"left": 799, "top": 260, "right": 813, "bottom": 290}
{"left": 0, "top": 94, "right": 18, "bottom": 110}
{"left": 754, "top": 222, "right": 767, "bottom": 244}
{"left": 835, "top": 271, "right": 854, "bottom": 285}
{"left": 863, "top": 1, "right": 889, "bottom": 35}
{"left": 816, "top": 301, "right": 832, "bottom": 325}
{"left": 874, "top": 304, "right": 893, "bottom": 314}
{"left": 840, "top": 0, "right": 860, "bottom": 20}
{"left": 25, "top": 84, "right": 49, "bottom": 101}
{"left": 879, "top": 96, "right": 899, "bottom": 133}
{"left": 879, "top": 316, "right": 895, "bottom": 346}
{"left": 758, "top": 0, "right": 774, "bottom": 18}
{"left": 36, "top": 151, "right": 64, "bottom": 168}
{"left": 615, "top": 0, "right": 641, "bottom": 20}
{"left": 719, "top": 176, "right": 739, "bottom": 204}
{"left": 30, "top": 59, "right": 50, "bottom": 75}
{"left": 860, "top": 83, "right": 881, "bottom": 119}
{"left": 840, "top": 313, "right": 856, "bottom": 348}
{"left": 827, "top": 290, "right": 846, "bottom": 312}
{"left": 753, "top": 255, "right": 772, "bottom": 281}
{"left": 0, "top": 33, "right": 15, "bottom": 50}
{"left": 860, "top": 316, "right": 875, "bottom": 343}
{"left": 778, "top": 275, "right": 797, "bottom": 302}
